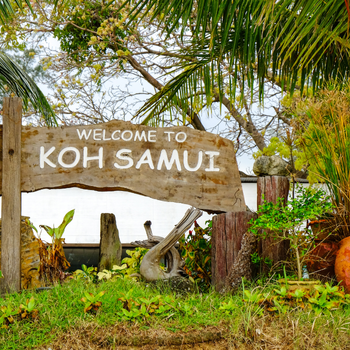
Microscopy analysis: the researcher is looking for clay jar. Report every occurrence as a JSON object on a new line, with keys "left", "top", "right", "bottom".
{"left": 335, "top": 236, "right": 350, "bottom": 293}
{"left": 307, "top": 242, "right": 339, "bottom": 279}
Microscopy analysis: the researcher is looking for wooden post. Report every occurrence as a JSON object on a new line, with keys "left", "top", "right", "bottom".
{"left": 257, "top": 176, "right": 290, "bottom": 267}
{"left": 1, "top": 97, "right": 22, "bottom": 293}
{"left": 211, "top": 211, "right": 257, "bottom": 291}
{"left": 98, "top": 213, "right": 122, "bottom": 271}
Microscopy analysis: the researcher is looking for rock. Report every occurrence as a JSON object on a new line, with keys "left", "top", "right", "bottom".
{"left": 0, "top": 217, "right": 42, "bottom": 290}
{"left": 253, "top": 155, "right": 291, "bottom": 176}
{"left": 269, "top": 155, "right": 291, "bottom": 176}
{"left": 253, "top": 155, "right": 270, "bottom": 176}
{"left": 146, "top": 276, "right": 198, "bottom": 296}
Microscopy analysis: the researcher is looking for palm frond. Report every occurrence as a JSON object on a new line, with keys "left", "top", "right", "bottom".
{"left": 0, "top": 0, "right": 56, "bottom": 126}
{"left": 123, "top": 0, "right": 350, "bottom": 125}
{"left": 0, "top": 0, "right": 33, "bottom": 24}
{"left": 0, "top": 53, "right": 57, "bottom": 126}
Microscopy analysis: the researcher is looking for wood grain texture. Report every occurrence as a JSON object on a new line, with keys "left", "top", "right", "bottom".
{"left": 1, "top": 97, "right": 22, "bottom": 293}
{"left": 211, "top": 211, "right": 257, "bottom": 291}
{"left": 0, "top": 120, "right": 245, "bottom": 213}
{"left": 0, "top": 218, "right": 41, "bottom": 290}
{"left": 257, "top": 176, "right": 290, "bottom": 267}
{"left": 98, "top": 213, "right": 122, "bottom": 271}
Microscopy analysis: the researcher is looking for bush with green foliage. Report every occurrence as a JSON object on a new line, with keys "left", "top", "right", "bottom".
{"left": 73, "top": 264, "right": 98, "bottom": 282}
{"left": 249, "top": 185, "right": 334, "bottom": 280}
{"left": 73, "top": 247, "right": 149, "bottom": 283}
{"left": 179, "top": 220, "right": 212, "bottom": 291}
{"left": 233, "top": 282, "right": 350, "bottom": 316}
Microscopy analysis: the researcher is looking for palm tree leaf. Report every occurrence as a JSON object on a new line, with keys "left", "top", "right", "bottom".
{"left": 0, "top": 52, "right": 57, "bottom": 126}
{"left": 124, "top": 0, "right": 350, "bottom": 91}
{"left": 0, "top": 0, "right": 56, "bottom": 126}
{"left": 0, "top": 0, "right": 33, "bottom": 24}
{"left": 123, "top": 0, "right": 350, "bottom": 126}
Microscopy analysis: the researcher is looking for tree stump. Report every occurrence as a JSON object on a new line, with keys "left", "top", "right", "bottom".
{"left": 257, "top": 176, "right": 290, "bottom": 269}
{"left": 0, "top": 217, "right": 41, "bottom": 290}
{"left": 211, "top": 211, "right": 257, "bottom": 291}
{"left": 98, "top": 213, "right": 122, "bottom": 271}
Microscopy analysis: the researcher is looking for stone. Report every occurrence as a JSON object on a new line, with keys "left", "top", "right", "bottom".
{"left": 146, "top": 276, "right": 198, "bottom": 296}
{"left": 253, "top": 155, "right": 290, "bottom": 176}
{"left": 253, "top": 155, "right": 270, "bottom": 176}
{"left": 269, "top": 155, "right": 291, "bottom": 176}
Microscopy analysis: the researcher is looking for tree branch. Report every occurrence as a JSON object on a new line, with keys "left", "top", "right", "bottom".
{"left": 214, "top": 93, "right": 267, "bottom": 151}
{"left": 126, "top": 54, "right": 206, "bottom": 131}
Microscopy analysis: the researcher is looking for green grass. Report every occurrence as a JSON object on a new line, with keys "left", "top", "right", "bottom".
{"left": 1, "top": 278, "right": 350, "bottom": 349}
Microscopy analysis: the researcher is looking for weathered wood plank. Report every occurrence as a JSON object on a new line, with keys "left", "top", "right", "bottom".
{"left": 257, "top": 176, "right": 290, "bottom": 267}
{"left": 211, "top": 211, "right": 257, "bottom": 291}
{"left": 1, "top": 97, "right": 22, "bottom": 293}
{"left": 211, "top": 215, "right": 218, "bottom": 286}
{"left": 0, "top": 120, "right": 245, "bottom": 213}
{"left": 225, "top": 212, "right": 235, "bottom": 271}
{"left": 98, "top": 213, "right": 122, "bottom": 271}
{"left": 211, "top": 214, "right": 225, "bottom": 287}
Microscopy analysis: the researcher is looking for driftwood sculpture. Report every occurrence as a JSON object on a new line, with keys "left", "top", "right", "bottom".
{"left": 132, "top": 207, "right": 202, "bottom": 281}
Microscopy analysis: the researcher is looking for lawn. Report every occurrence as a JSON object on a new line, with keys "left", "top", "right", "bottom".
{"left": 1, "top": 277, "right": 350, "bottom": 349}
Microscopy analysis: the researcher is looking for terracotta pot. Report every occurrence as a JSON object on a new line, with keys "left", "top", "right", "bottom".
{"left": 335, "top": 236, "right": 350, "bottom": 293}
{"left": 306, "top": 242, "right": 339, "bottom": 279}
{"left": 308, "top": 220, "right": 339, "bottom": 241}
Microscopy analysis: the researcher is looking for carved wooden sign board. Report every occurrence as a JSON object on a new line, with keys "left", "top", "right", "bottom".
{"left": 0, "top": 120, "right": 245, "bottom": 212}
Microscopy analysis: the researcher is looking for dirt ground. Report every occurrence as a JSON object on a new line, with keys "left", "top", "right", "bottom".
{"left": 39, "top": 321, "right": 350, "bottom": 350}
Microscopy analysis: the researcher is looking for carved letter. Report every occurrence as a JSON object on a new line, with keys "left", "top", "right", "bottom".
{"left": 77, "top": 129, "right": 92, "bottom": 140}
{"left": 102, "top": 130, "right": 111, "bottom": 141}
{"left": 40, "top": 146, "right": 56, "bottom": 168}
{"left": 136, "top": 149, "right": 154, "bottom": 169}
{"left": 111, "top": 130, "right": 121, "bottom": 140}
{"left": 175, "top": 132, "right": 187, "bottom": 143}
{"left": 148, "top": 130, "right": 156, "bottom": 142}
{"left": 205, "top": 151, "right": 220, "bottom": 172}
{"left": 183, "top": 150, "right": 203, "bottom": 171}
{"left": 164, "top": 131, "right": 175, "bottom": 142}
{"left": 58, "top": 147, "right": 80, "bottom": 168}
{"left": 134, "top": 130, "right": 147, "bottom": 141}
{"left": 121, "top": 130, "right": 133, "bottom": 141}
{"left": 157, "top": 150, "right": 181, "bottom": 171}
{"left": 93, "top": 129, "right": 102, "bottom": 141}
{"left": 83, "top": 147, "right": 103, "bottom": 168}
{"left": 114, "top": 149, "right": 134, "bottom": 169}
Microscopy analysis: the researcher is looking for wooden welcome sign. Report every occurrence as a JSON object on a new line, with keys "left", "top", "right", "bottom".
{"left": 0, "top": 98, "right": 245, "bottom": 292}
{"left": 2, "top": 119, "right": 245, "bottom": 213}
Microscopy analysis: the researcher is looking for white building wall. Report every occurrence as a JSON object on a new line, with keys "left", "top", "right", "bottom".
{"left": 1, "top": 182, "right": 262, "bottom": 244}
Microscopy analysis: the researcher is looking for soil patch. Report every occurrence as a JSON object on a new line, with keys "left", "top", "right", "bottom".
{"left": 40, "top": 324, "right": 234, "bottom": 349}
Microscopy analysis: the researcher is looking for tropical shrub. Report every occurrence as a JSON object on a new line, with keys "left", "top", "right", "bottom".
{"left": 33, "top": 210, "right": 75, "bottom": 284}
{"left": 294, "top": 84, "right": 350, "bottom": 238}
{"left": 179, "top": 220, "right": 212, "bottom": 291}
{"left": 121, "top": 247, "right": 149, "bottom": 276}
{"left": 74, "top": 264, "right": 98, "bottom": 282}
{"left": 80, "top": 291, "right": 106, "bottom": 313}
{"left": 236, "top": 282, "right": 350, "bottom": 316}
{"left": 95, "top": 247, "right": 149, "bottom": 281}
{"left": 249, "top": 185, "right": 333, "bottom": 280}
{"left": 117, "top": 290, "right": 175, "bottom": 322}
{"left": 0, "top": 297, "right": 39, "bottom": 329}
